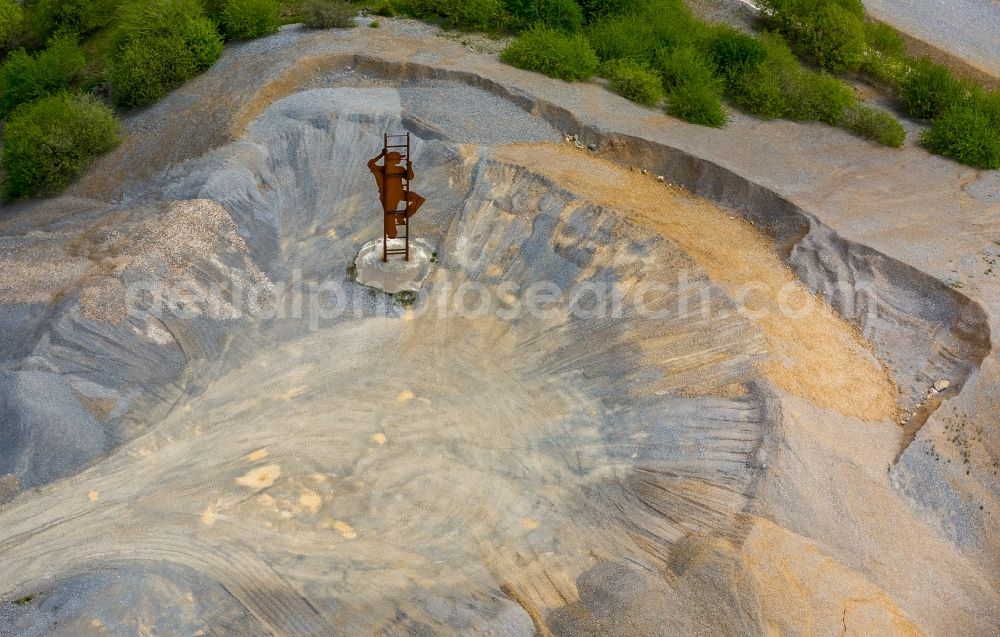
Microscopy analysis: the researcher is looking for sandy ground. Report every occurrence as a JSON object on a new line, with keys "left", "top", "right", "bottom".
{"left": 863, "top": 0, "right": 1000, "bottom": 83}
{"left": 496, "top": 143, "right": 898, "bottom": 422}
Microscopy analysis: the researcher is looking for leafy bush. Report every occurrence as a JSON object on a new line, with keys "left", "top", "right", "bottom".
{"left": 0, "top": 36, "right": 86, "bottom": 118}
{"left": 723, "top": 35, "right": 858, "bottom": 124}
{"left": 108, "top": 36, "right": 195, "bottom": 106}
{"left": 974, "top": 89, "right": 1000, "bottom": 128}
{"left": 371, "top": 1, "right": 396, "bottom": 17}
{"left": 501, "top": 26, "right": 598, "bottom": 81}
{"left": 656, "top": 46, "right": 716, "bottom": 89}
{"left": 0, "top": 0, "right": 23, "bottom": 46}
{"left": 900, "top": 57, "right": 969, "bottom": 120}
{"left": 724, "top": 35, "right": 793, "bottom": 118}
{"left": 586, "top": 15, "right": 657, "bottom": 64}
{"left": 796, "top": 3, "right": 865, "bottom": 72}
{"left": 503, "top": 0, "right": 582, "bottom": 32}
{"left": 708, "top": 25, "right": 766, "bottom": 80}
{"left": 302, "top": 0, "right": 357, "bottom": 27}
{"left": 863, "top": 21, "right": 904, "bottom": 57}
{"left": 727, "top": 62, "right": 786, "bottom": 118}
{"left": 576, "top": 0, "right": 649, "bottom": 23}
{"left": 398, "top": 0, "right": 508, "bottom": 30}
{"left": 602, "top": 58, "right": 663, "bottom": 106}
{"left": 28, "top": 0, "right": 115, "bottom": 39}
{"left": 921, "top": 103, "right": 1000, "bottom": 169}
{"left": 844, "top": 104, "right": 905, "bottom": 147}
{"left": 667, "top": 81, "right": 725, "bottom": 127}
{"left": 654, "top": 47, "right": 725, "bottom": 126}
{"left": 219, "top": 0, "right": 281, "bottom": 39}
{"left": 761, "top": 0, "right": 865, "bottom": 72}
{"left": 1, "top": 92, "right": 121, "bottom": 199}
{"left": 783, "top": 70, "right": 855, "bottom": 124}
{"left": 108, "top": 0, "right": 222, "bottom": 107}
{"left": 183, "top": 12, "right": 226, "bottom": 68}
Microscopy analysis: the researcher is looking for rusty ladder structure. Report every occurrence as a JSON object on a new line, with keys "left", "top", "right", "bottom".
{"left": 382, "top": 132, "right": 411, "bottom": 262}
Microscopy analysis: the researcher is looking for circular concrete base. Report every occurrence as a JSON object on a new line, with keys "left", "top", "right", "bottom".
{"left": 354, "top": 238, "right": 434, "bottom": 294}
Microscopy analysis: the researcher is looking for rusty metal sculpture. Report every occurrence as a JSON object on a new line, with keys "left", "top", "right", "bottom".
{"left": 368, "top": 133, "right": 425, "bottom": 262}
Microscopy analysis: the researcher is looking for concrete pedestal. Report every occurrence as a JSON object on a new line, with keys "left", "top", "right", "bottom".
{"left": 354, "top": 238, "right": 434, "bottom": 294}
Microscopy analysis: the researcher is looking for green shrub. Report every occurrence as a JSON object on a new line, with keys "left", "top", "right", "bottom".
{"left": 667, "top": 81, "right": 725, "bottom": 127}
{"left": 501, "top": 26, "right": 598, "bottom": 81}
{"left": 784, "top": 70, "right": 855, "bottom": 124}
{"left": 302, "top": 0, "right": 357, "bottom": 27}
{"left": 656, "top": 46, "right": 717, "bottom": 89}
{"left": 586, "top": 15, "right": 656, "bottom": 63}
{"left": 843, "top": 104, "right": 905, "bottom": 147}
{"left": 373, "top": 1, "right": 396, "bottom": 17}
{"left": 0, "top": 0, "right": 23, "bottom": 46}
{"left": 398, "top": 0, "right": 507, "bottom": 30}
{"left": 602, "top": 58, "right": 663, "bottom": 106}
{"left": 900, "top": 57, "right": 969, "bottom": 120}
{"left": 653, "top": 47, "right": 725, "bottom": 126}
{"left": 708, "top": 25, "right": 766, "bottom": 79}
{"left": 586, "top": 0, "right": 702, "bottom": 65}
{"left": 1, "top": 92, "right": 121, "bottom": 199}
{"left": 183, "top": 13, "right": 225, "bottom": 69}
{"left": 0, "top": 35, "right": 86, "bottom": 118}
{"left": 724, "top": 35, "right": 793, "bottom": 118}
{"left": 576, "top": 0, "right": 649, "bottom": 23}
{"left": 28, "top": 0, "right": 115, "bottom": 39}
{"left": 921, "top": 103, "right": 1000, "bottom": 169}
{"left": 220, "top": 0, "right": 281, "bottom": 39}
{"left": 108, "top": 0, "right": 222, "bottom": 107}
{"left": 723, "top": 35, "right": 857, "bottom": 124}
{"left": 503, "top": 0, "right": 583, "bottom": 32}
{"left": 108, "top": 35, "right": 195, "bottom": 106}
{"left": 863, "top": 21, "right": 904, "bottom": 57}
{"left": 796, "top": 3, "right": 865, "bottom": 72}
{"left": 728, "top": 62, "right": 786, "bottom": 118}
{"left": 974, "top": 89, "right": 1000, "bottom": 128}
{"left": 761, "top": 0, "right": 865, "bottom": 72}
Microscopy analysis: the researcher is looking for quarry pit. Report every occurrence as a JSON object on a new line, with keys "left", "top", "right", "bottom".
{"left": 0, "top": 19, "right": 998, "bottom": 637}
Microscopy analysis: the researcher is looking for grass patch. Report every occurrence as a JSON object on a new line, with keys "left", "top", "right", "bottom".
{"left": 1, "top": 92, "right": 121, "bottom": 200}
{"left": 501, "top": 25, "right": 598, "bottom": 81}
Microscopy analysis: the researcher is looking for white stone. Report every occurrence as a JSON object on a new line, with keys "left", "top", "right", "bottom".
{"left": 354, "top": 238, "right": 434, "bottom": 294}
{"left": 934, "top": 379, "right": 951, "bottom": 392}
